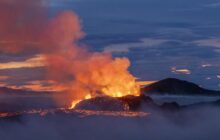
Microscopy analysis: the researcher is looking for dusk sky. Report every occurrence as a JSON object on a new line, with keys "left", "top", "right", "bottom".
{"left": 2, "top": 1, "right": 220, "bottom": 140}
{"left": 1, "top": 0, "right": 220, "bottom": 91}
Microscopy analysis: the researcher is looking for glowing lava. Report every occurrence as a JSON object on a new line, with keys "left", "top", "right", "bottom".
{"left": 69, "top": 80, "right": 156, "bottom": 109}
{"left": 69, "top": 80, "right": 140, "bottom": 109}
{"left": 70, "top": 100, "right": 81, "bottom": 109}
{"left": 70, "top": 94, "right": 92, "bottom": 109}
{"left": 101, "top": 81, "right": 140, "bottom": 97}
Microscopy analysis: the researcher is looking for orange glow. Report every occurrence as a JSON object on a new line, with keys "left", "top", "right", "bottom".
{"left": 0, "top": 76, "right": 9, "bottom": 80}
{"left": 24, "top": 80, "right": 68, "bottom": 92}
{"left": 70, "top": 94, "right": 92, "bottom": 109}
{"left": 85, "top": 94, "right": 92, "bottom": 99}
{"left": 65, "top": 55, "right": 142, "bottom": 109}
{"left": 69, "top": 75, "right": 141, "bottom": 109}
{"left": 101, "top": 80, "right": 140, "bottom": 97}
{"left": 0, "top": 55, "right": 45, "bottom": 70}
{"left": 69, "top": 80, "right": 155, "bottom": 109}
{"left": 4, "top": 80, "right": 67, "bottom": 92}
{"left": 171, "top": 67, "right": 191, "bottom": 75}
{"left": 69, "top": 81, "right": 140, "bottom": 109}
{"left": 69, "top": 99, "right": 81, "bottom": 109}
{"left": 0, "top": 81, "right": 7, "bottom": 87}
{"left": 137, "top": 81, "right": 156, "bottom": 87}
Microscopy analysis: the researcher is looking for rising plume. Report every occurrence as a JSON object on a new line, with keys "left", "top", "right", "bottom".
{"left": 0, "top": 0, "right": 140, "bottom": 106}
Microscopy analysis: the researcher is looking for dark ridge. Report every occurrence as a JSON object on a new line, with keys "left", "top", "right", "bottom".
{"left": 0, "top": 87, "right": 28, "bottom": 94}
{"left": 142, "top": 78, "right": 220, "bottom": 96}
{"left": 0, "top": 86, "right": 52, "bottom": 95}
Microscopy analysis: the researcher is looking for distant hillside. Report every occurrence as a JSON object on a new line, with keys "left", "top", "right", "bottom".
{"left": 0, "top": 86, "right": 53, "bottom": 95}
{"left": 0, "top": 87, "right": 31, "bottom": 94}
{"left": 142, "top": 78, "right": 220, "bottom": 96}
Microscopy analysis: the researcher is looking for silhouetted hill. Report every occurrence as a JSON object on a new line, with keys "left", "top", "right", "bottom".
{"left": 142, "top": 78, "right": 220, "bottom": 96}
{"left": 0, "top": 87, "right": 57, "bottom": 112}
{"left": 0, "top": 87, "right": 27, "bottom": 94}
{"left": 0, "top": 86, "right": 52, "bottom": 95}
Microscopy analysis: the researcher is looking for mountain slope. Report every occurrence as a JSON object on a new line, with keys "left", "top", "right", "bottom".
{"left": 0, "top": 86, "right": 53, "bottom": 95}
{"left": 0, "top": 87, "right": 31, "bottom": 94}
{"left": 142, "top": 78, "right": 220, "bottom": 96}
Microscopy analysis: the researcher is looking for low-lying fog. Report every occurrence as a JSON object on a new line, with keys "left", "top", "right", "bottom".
{"left": 150, "top": 95, "right": 220, "bottom": 105}
{"left": 0, "top": 106, "right": 220, "bottom": 140}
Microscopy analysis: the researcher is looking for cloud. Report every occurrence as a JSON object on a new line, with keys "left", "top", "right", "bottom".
{"left": 193, "top": 38, "right": 220, "bottom": 53}
{"left": 202, "top": 64, "right": 214, "bottom": 68}
{"left": 0, "top": 76, "right": 9, "bottom": 80}
{"left": 193, "top": 38, "right": 220, "bottom": 48}
{"left": 104, "top": 38, "right": 168, "bottom": 53}
{"left": 0, "top": 55, "right": 45, "bottom": 70}
{"left": 171, "top": 67, "right": 191, "bottom": 75}
{"left": 16, "top": 80, "right": 66, "bottom": 92}
{"left": 204, "top": 2, "right": 220, "bottom": 8}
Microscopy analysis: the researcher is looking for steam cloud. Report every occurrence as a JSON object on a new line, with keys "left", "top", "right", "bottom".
{"left": 0, "top": 0, "right": 139, "bottom": 102}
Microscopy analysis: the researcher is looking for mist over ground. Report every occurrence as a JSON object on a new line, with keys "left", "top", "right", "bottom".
{"left": 0, "top": 106, "right": 220, "bottom": 140}
{"left": 150, "top": 95, "right": 220, "bottom": 105}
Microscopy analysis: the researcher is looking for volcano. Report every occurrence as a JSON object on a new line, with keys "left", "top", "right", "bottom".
{"left": 74, "top": 96, "right": 129, "bottom": 111}
{"left": 0, "top": 78, "right": 220, "bottom": 116}
{"left": 74, "top": 95, "right": 159, "bottom": 111}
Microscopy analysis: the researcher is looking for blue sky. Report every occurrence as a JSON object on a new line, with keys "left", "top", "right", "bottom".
{"left": 70, "top": 0, "right": 220, "bottom": 89}
{"left": 1, "top": 0, "right": 220, "bottom": 90}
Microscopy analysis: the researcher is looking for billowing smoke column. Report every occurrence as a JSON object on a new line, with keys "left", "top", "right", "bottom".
{"left": 0, "top": 0, "right": 140, "bottom": 106}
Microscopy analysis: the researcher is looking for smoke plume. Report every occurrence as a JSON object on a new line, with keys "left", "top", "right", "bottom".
{"left": 0, "top": 0, "right": 139, "bottom": 103}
